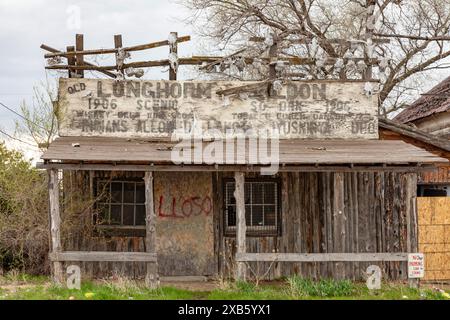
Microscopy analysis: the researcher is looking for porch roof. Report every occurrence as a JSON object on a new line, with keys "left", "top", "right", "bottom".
{"left": 41, "top": 136, "right": 447, "bottom": 166}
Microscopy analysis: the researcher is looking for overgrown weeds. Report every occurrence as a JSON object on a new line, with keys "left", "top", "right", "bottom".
{"left": 287, "top": 276, "right": 355, "bottom": 297}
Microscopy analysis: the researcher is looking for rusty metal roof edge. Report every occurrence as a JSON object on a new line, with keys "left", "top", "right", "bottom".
{"left": 379, "top": 117, "right": 450, "bottom": 152}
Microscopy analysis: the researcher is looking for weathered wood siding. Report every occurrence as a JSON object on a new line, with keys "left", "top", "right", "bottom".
{"left": 62, "top": 170, "right": 417, "bottom": 281}
{"left": 62, "top": 171, "right": 214, "bottom": 278}
{"left": 217, "top": 172, "right": 417, "bottom": 281}
{"left": 418, "top": 197, "right": 450, "bottom": 281}
{"left": 419, "top": 165, "right": 450, "bottom": 184}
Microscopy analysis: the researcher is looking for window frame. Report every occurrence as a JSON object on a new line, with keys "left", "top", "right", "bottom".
{"left": 93, "top": 178, "right": 147, "bottom": 237}
{"left": 223, "top": 177, "right": 282, "bottom": 237}
{"left": 417, "top": 183, "right": 450, "bottom": 197}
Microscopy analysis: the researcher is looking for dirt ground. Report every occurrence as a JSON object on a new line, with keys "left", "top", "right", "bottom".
{"left": 161, "top": 281, "right": 219, "bottom": 291}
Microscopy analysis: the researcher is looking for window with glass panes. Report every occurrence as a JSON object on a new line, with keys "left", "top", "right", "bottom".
{"left": 95, "top": 180, "right": 146, "bottom": 227}
{"left": 224, "top": 179, "right": 280, "bottom": 236}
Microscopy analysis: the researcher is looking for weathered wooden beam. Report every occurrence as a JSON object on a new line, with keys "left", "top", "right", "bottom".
{"left": 66, "top": 46, "right": 76, "bottom": 78}
{"left": 268, "top": 34, "right": 278, "bottom": 81}
{"left": 144, "top": 172, "right": 159, "bottom": 289}
{"left": 406, "top": 173, "right": 420, "bottom": 289}
{"left": 49, "top": 251, "right": 157, "bottom": 262}
{"left": 75, "top": 34, "right": 84, "bottom": 78}
{"left": 249, "top": 36, "right": 390, "bottom": 45}
{"left": 48, "top": 169, "right": 63, "bottom": 285}
{"left": 114, "top": 34, "right": 124, "bottom": 77}
{"left": 36, "top": 162, "right": 438, "bottom": 173}
{"left": 234, "top": 171, "right": 246, "bottom": 281}
{"left": 235, "top": 253, "right": 409, "bottom": 262}
{"left": 363, "top": 0, "right": 376, "bottom": 81}
{"left": 373, "top": 32, "right": 450, "bottom": 41}
{"left": 169, "top": 32, "right": 178, "bottom": 80}
{"left": 198, "top": 49, "right": 246, "bottom": 71}
{"left": 43, "top": 35, "right": 191, "bottom": 58}
{"left": 333, "top": 172, "right": 346, "bottom": 279}
{"left": 379, "top": 118, "right": 450, "bottom": 152}
{"left": 215, "top": 81, "right": 269, "bottom": 96}
{"left": 41, "top": 44, "right": 117, "bottom": 78}
{"left": 45, "top": 56, "right": 381, "bottom": 71}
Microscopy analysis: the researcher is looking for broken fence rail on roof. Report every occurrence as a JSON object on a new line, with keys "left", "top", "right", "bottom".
{"left": 42, "top": 33, "right": 388, "bottom": 80}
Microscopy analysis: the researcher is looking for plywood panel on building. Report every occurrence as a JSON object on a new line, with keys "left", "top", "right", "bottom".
{"left": 418, "top": 197, "right": 450, "bottom": 281}
{"left": 153, "top": 172, "right": 215, "bottom": 276}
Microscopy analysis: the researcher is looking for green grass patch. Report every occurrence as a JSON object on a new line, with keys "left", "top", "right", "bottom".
{"left": 0, "top": 275, "right": 448, "bottom": 300}
{"left": 0, "top": 272, "right": 48, "bottom": 285}
{"left": 1, "top": 281, "right": 207, "bottom": 300}
{"left": 287, "top": 277, "right": 355, "bottom": 297}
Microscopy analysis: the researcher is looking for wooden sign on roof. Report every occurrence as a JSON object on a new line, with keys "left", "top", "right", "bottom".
{"left": 57, "top": 78, "right": 379, "bottom": 139}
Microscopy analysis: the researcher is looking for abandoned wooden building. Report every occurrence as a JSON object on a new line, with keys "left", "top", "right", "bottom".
{"left": 37, "top": 34, "right": 449, "bottom": 286}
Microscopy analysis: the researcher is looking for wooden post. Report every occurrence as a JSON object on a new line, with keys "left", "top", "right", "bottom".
{"left": 268, "top": 34, "right": 278, "bottom": 95}
{"left": 364, "top": 0, "right": 376, "bottom": 80}
{"left": 144, "top": 172, "right": 159, "bottom": 289}
{"left": 75, "top": 34, "right": 84, "bottom": 78}
{"left": 333, "top": 172, "right": 346, "bottom": 279}
{"left": 169, "top": 32, "right": 178, "bottom": 80}
{"left": 234, "top": 171, "right": 246, "bottom": 281}
{"left": 66, "top": 46, "right": 76, "bottom": 78}
{"left": 114, "top": 34, "right": 124, "bottom": 77}
{"left": 406, "top": 173, "right": 419, "bottom": 288}
{"left": 48, "top": 169, "right": 63, "bottom": 285}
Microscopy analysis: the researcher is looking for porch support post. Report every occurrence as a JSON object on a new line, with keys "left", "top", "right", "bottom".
{"left": 406, "top": 173, "right": 419, "bottom": 288}
{"left": 169, "top": 32, "right": 178, "bottom": 80}
{"left": 333, "top": 172, "right": 346, "bottom": 279}
{"left": 48, "top": 169, "right": 64, "bottom": 285}
{"left": 144, "top": 172, "right": 159, "bottom": 289}
{"left": 234, "top": 171, "right": 246, "bottom": 281}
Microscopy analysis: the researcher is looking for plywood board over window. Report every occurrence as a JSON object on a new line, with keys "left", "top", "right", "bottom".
{"left": 418, "top": 197, "right": 450, "bottom": 281}
{"left": 153, "top": 172, "right": 215, "bottom": 277}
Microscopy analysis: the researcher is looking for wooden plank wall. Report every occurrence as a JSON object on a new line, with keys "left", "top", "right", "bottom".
{"left": 418, "top": 197, "right": 450, "bottom": 281}
{"left": 61, "top": 170, "right": 215, "bottom": 279}
{"left": 62, "top": 170, "right": 147, "bottom": 278}
{"left": 218, "top": 172, "right": 416, "bottom": 281}
{"left": 61, "top": 170, "right": 417, "bottom": 281}
{"left": 419, "top": 165, "right": 450, "bottom": 184}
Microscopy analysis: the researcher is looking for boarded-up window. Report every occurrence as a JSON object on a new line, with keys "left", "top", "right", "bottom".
{"left": 418, "top": 184, "right": 450, "bottom": 197}
{"left": 224, "top": 179, "right": 281, "bottom": 236}
{"left": 95, "top": 180, "right": 146, "bottom": 227}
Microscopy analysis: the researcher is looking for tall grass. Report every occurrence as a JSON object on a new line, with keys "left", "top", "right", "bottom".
{"left": 287, "top": 276, "right": 355, "bottom": 297}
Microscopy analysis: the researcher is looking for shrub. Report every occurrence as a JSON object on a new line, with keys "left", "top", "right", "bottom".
{"left": 0, "top": 143, "right": 49, "bottom": 274}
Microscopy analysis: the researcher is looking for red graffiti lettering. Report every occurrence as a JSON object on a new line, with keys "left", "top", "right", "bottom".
{"left": 158, "top": 195, "right": 212, "bottom": 218}
{"left": 158, "top": 195, "right": 183, "bottom": 218}
{"left": 202, "top": 196, "right": 212, "bottom": 216}
{"left": 182, "top": 198, "right": 193, "bottom": 217}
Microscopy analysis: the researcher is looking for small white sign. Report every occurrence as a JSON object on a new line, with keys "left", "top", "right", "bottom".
{"left": 408, "top": 253, "right": 425, "bottom": 278}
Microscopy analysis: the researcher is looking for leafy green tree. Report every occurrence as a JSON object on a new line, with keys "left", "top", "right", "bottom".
{"left": 0, "top": 143, "right": 49, "bottom": 274}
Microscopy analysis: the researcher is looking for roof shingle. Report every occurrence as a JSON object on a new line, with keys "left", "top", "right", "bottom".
{"left": 395, "top": 75, "right": 450, "bottom": 123}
